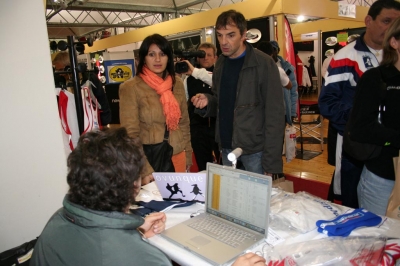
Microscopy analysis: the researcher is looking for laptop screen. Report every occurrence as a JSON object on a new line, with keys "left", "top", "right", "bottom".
{"left": 206, "top": 163, "right": 271, "bottom": 234}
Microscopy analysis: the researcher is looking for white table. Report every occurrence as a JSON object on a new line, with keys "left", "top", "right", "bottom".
{"left": 137, "top": 183, "right": 400, "bottom": 266}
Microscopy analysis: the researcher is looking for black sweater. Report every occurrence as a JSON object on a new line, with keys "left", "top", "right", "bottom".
{"left": 350, "top": 64, "right": 400, "bottom": 180}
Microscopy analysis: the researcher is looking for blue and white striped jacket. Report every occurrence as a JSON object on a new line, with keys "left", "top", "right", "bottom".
{"left": 319, "top": 32, "right": 379, "bottom": 134}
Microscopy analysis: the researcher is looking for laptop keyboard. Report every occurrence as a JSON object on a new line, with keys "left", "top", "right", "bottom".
{"left": 188, "top": 216, "right": 257, "bottom": 248}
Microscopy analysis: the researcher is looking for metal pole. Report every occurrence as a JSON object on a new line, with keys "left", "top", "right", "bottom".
{"left": 67, "top": 36, "right": 84, "bottom": 135}
{"left": 269, "top": 16, "right": 275, "bottom": 41}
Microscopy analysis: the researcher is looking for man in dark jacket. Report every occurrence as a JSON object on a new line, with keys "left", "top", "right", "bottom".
{"left": 318, "top": 0, "right": 400, "bottom": 208}
{"left": 191, "top": 10, "right": 285, "bottom": 175}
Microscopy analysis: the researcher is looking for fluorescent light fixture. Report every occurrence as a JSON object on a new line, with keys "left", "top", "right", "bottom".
{"left": 297, "top": 15, "right": 305, "bottom": 22}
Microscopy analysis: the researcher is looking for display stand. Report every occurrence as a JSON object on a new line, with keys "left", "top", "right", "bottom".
{"left": 294, "top": 97, "right": 323, "bottom": 160}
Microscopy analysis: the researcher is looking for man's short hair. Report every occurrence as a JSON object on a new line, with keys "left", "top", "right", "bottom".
{"left": 269, "top": 40, "right": 280, "bottom": 53}
{"left": 257, "top": 41, "right": 274, "bottom": 56}
{"left": 67, "top": 128, "right": 145, "bottom": 212}
{"left": 368, "top": 0, "right": 400, "bottom": 20}
{"left": 215, "top": 9, "right": 247, "bottom": 35}
{"left": 198, "top": 42, "right": 217, "bottom": 55}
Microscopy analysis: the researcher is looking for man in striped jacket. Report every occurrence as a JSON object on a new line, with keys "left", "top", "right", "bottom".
{"left": 319, "top": 0, "right": 400, "bottom": 209}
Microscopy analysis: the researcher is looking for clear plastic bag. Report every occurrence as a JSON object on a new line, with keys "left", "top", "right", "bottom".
{"left": 285, "top": 125, "right": 297, "bottom": 163}
{"left": 265, "top": 236, "right": 387, "bottom": 266}
{"left": 270, "top": 191, "right": 344, "bottom": 234}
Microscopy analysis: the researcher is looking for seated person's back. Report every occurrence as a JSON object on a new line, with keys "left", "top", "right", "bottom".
{"left": 30, "top": 128, "right": 171, "bottom": 266}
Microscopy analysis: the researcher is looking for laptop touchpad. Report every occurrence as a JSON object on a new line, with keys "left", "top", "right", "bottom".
{"left": 188, "top": 236, "right": 211, "bottom": 248}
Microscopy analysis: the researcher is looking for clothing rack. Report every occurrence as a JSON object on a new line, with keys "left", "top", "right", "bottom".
{"left": 54, "top": 36, "right": 89, "bottom": 135}
{"left": 66, "top": 36, "right": 85, "bottom": 135}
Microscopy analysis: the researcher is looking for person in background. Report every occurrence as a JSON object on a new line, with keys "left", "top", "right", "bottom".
{"left": 30, "top": 128, "right": 265, "bottom": 266}
{"left": 119, "top": 34, "right": 192, "bottom": 185}
{"left": 52, "top": 51, "right": 112, "bottom": 126}
{"left": 350, "top": 16, "right": 400, "bottom": 215}
{"left": 319, "top": 0, "right": 400, "bottom": 209}
{"left": 321, "top": 52, "right": 338, "bottom": 204}
{"left": 257, "top": 41, "right": 293, "bottom": 126}
{"left": 294, "top": 49, "right": 303, "bottom": 91}
{"left": 321, "top": 53, "right": 333, "bottom": 79}
{"left": 269, "top": 40, "right": 298, "bottom": 124}
{"left": 183, "top": 42, "right": 220, "bottom": 171}
{"left": 191, "top": 9, "right": 285, "bottom": 175}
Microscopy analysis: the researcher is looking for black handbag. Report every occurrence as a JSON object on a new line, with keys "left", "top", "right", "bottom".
{"left": 143, "top": 127, "right": 175, "bottom": 172}
{"left": 343, "top": 74, "right": 386, "bottom": 161}
{"left": 0, "top": 238, "right": 38, "bottom": 266}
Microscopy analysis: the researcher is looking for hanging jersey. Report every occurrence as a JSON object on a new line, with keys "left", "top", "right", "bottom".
{"left": 56, "top": 88, "right": 79, "bottom": 157}
{"left": 81, "top": 80, "right": 101, "bottom": 134}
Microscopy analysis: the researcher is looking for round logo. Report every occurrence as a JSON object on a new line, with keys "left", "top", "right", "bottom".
{"left": 109, "top": 65, "right": 131, "bottom": 82}
{"left": 325, "top": 36, "right": 337, "bottom": 46}
{"left": 246, "top": 29, "right": 262, "bottom": 44}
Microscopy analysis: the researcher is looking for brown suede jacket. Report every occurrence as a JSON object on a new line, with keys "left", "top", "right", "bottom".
{"left": 119, "top": 75, "right": 192, "bottom": 177}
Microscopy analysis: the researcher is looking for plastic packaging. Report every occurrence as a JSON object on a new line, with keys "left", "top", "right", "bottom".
{"left": 265, "top": 236, "right": 387, "bottom": 266}
{"left": 285, "top": 126, "right": 297, "bottom": 163}
{"left": 270, "top": 191, "right": 343, "bottom": 234}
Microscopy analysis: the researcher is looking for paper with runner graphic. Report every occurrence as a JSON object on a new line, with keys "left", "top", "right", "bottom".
{"left": 153, "top": 172, "right": 206, "bottom": 202}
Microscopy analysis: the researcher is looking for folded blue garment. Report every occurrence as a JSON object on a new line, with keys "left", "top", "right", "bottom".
{"left": 316, "top": 208, "right": 382, "bottom": 236}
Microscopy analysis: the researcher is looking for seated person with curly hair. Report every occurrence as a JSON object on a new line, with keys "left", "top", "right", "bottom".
{"left": 30, "top": 128, "right": 169, "bottom": 265}
{"left": 30, "top": 128, "right": 265, "bottom": 266}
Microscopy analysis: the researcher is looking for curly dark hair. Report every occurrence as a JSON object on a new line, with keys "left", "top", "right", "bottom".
{"left": 67, "top": 128, "right": 145, "bottom": 212}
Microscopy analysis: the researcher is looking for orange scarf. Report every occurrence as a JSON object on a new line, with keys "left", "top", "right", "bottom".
{"left": 140, "top": 66, "right": 181, "bottom": 130}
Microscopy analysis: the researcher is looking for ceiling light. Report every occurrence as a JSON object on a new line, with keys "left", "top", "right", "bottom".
{"left": 297, "top": 15, "right": 305, "bottom": 22}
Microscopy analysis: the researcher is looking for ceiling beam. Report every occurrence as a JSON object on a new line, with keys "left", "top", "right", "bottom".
{"left": 84, "top": 0, "right": 283, "bottom": 52}
{"left": 47, "top": 2, "right": 176, "bottom": 13}
{"left": 84, "top": 0, "right": 370, "bottom": 53}
{"left": 177, "top": 0, "right": 208, "bottom": 11}
{"left": 47, "top": 22, "right": 147, "bottom": 28}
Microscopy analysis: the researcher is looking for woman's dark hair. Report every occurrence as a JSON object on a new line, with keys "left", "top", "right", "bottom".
{"left": 136, "top": 33, "right": 176, "bottom": 84}
{"left": 216, "top": 9, "right": 247, "bottom": 35}
{"left": 368, "top": 0, "right": 400, "bottom": 20}
{"left": 67, "top": 127, "right": 145, "bottom": 212}
{"left": 381, "top": 16, "right": 400, "bottom": 66}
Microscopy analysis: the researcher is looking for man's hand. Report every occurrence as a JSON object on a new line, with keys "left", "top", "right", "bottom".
{"left": 232, "top": 253, "right": 266, "bottom": 266}
{"left": 191, "top": 93, "right": 208, "bottom": 109}
{"left": 141, "top": 174, "right": 154, "bottom": 185}
{"left": 180, "top": 60, "right": 195, "bottom": 75}
{"left": 138, "top": 212, "right": 167, "bottom": 238}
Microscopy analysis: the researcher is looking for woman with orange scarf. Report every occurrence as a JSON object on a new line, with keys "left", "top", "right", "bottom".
{"left": 119, "top": 34, "right": 192, "bottom": 184}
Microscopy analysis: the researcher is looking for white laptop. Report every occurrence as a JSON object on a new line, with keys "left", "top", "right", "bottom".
{"left": 160, "top": 163, "right": 272, "bottom": 265}
{"left": 153, "top": 172, "right": 207, "bottom": 202}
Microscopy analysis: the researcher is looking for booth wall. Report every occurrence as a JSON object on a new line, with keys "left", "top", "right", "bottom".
{"left": 0, "top": 0, "right": 68, "bottom": 251}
